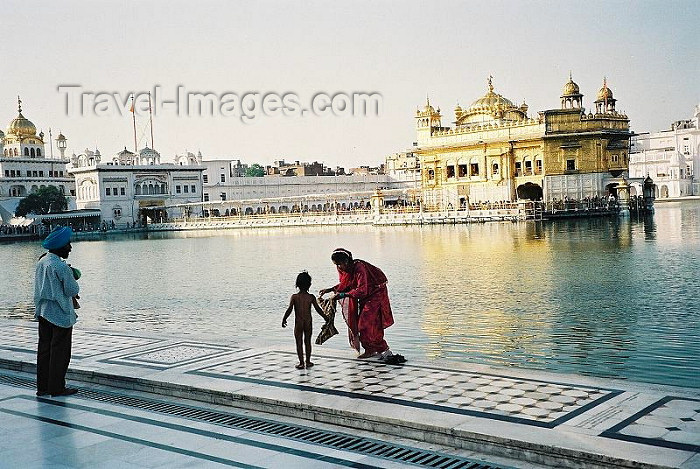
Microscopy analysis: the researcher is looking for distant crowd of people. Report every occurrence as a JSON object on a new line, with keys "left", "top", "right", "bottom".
{"left": 466, "top": 200, "right": 521, "bottom": 210}
{"left": 0, "top": 223, "right": 40, "bottom": 237}
{"left": 548, "top": 195, "right": 619, "bottom": 211}
{"left": 44, "top": 220, "right": 145, "bottom": 233}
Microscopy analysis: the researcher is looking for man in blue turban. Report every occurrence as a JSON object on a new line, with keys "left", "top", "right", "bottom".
{"left": 34, "top": 226, "right": 80, "bottom": 397}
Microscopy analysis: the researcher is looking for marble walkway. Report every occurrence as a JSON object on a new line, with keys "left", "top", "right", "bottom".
{"left": 0, "top": 319, "right": 697, "bottom": 468}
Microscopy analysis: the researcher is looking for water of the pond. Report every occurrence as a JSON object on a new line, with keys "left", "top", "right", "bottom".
{"left": 1, "top": 201, "right": 698, "bottom": 388}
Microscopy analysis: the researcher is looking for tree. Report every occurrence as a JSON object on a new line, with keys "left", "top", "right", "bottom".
{"left": 245, "top": 164, "right": 265, "bottom": 177}
{"left": 15, "top": 186, "right": 68, "bottom": 217}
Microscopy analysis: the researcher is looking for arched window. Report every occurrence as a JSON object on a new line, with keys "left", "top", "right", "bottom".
{"left": 30, "top": 148, "right": 35, "bottom": 157}
{"left": 148, "top": 184, "right": 155, "bottom": 195}
{"left": 24, "top": 148, "right": 30, "bottom": 156}
{"left": 492, "top": 163, "right": 500, "bottom": 176}
{"left": 37, "top": 149, "right": 41, "bottom": 157}
{"left": 13, "top": 148, "right": 18, "bottom": 156}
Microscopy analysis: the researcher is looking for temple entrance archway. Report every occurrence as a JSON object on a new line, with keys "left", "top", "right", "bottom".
{"left": 516, "top": 183, "right": 543, "bottom": 201}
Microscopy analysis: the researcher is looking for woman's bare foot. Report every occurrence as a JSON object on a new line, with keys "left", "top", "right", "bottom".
{"left": 295, "top": 363, "right": 305, "bottom": 369}
{"left": 305, "top": 362, "right": 314, "bottom": 368}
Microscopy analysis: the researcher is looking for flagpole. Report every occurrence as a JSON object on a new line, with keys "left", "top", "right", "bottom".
{"left": 131, "top": 94, "right": 137, "bottom": 153}
{"left": 148, "top": 92, "right": 154, "bottom": 150}
{"left": 48, "top": 128, "right": 54, "bottom": 158}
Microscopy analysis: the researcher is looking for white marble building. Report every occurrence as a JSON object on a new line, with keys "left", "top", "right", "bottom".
{"left": 0, "top": 99, "right": 75, "bottom": 222}
{"left": 69, "top": 147, "right": 204, "bottom": 227}
{"left": 199, "top": 158, "right": 419, "bottom": 215}
{"left": 629, "top": 105, "right": 700, "bottom": 198}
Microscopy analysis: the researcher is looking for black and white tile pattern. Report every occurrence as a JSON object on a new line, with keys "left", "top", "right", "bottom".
{"left": 190, "top": 351, "right": 621, "bottom": 427}
{"left": 601, "top": 397, "right": 700, "bottom": 452}
{"left": 0, "top": 324, "right": 160, "bottom": 359}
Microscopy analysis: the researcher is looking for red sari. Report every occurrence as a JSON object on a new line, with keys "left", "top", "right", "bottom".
{"left": 335, "top": 260, "right": 394, "bottom": 354}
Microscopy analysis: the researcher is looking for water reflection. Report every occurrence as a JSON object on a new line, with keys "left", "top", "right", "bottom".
{"left": 1, "top": 202, "right": 699, "bottom": 387}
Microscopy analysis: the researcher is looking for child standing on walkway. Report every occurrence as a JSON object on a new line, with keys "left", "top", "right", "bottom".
{"left": 282, "top": 271, "right": 325, "bottom": 369}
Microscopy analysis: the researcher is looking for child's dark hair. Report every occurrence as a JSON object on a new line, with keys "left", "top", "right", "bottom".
{"left": 296, "top": 271, "right": 312, "bottom": 292}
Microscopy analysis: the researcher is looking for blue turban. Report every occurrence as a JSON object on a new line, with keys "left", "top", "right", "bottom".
{"left": 42, "top": 226, "right": 73, "bottom": 250}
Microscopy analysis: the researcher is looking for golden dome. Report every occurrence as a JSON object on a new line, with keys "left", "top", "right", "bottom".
{"left": 6, "top": 97, "right": 37, "bottom": 138}
{"left": 467, "top": 89, "right": 515, "bottom": 112}
{"left": 596, "top": 78, "right": 614, "bottom": 101}
{"left": 458, "top": 77, "right": 526, "bottom": 125}
{"left": 7, "top": 112, "right": 37, "bottom": 137}
{"left": 597, "top": 85, "right": 613, "bottom": 101}
{"left": 562, "top": 74, "right": 580, "bottom": 96}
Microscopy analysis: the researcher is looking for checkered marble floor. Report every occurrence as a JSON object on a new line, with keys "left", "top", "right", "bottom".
{"left": 0, "top": 320, "right": 697, "bottom": 468}
{"left": 189, "top": 351, "right": 620, "bottom": 428}
{"left": 602, "top": 397, "right": 700, "bottom": 452}
{"left": 0, "top": 324, "right": 160, "bottom": 359}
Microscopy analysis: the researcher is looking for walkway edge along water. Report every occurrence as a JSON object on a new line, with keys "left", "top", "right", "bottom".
{"left": 0, "top": 322, "right": 697, "bottom": 469}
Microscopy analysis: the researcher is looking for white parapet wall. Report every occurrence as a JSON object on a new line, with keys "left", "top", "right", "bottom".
{"left": 148, "top": 207, "right": 533, "bottom": 232}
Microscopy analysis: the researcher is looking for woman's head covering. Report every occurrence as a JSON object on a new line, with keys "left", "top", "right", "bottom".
{"left": 331, "top": 247, "right": 353, "bottom": 264}
{"left": 41, "top": 226, "right": 73, "bottom": 250}
{"left": 332, "top": 247, "right": 352, "bottom": 259}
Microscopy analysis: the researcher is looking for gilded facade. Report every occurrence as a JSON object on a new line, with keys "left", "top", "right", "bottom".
{"left": 416, "top": 76, "right": 631, "bottom": 208}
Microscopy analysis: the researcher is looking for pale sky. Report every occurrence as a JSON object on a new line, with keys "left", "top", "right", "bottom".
{"left": 3, "top": 0, "right": 698, "bottom": 167}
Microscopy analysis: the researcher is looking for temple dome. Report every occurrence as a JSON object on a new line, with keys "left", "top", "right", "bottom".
{"left": 139, "top": 146, "right": 160, "bottom": 158}
{"left": 458, "top": 77, "right": 526, "bottom": 126}
{"left": 6, "top": 112, "right": 37, "bottom": 137}
{"left": 597, "top": 83, "right": 614, "bottom": 101}
{"left": 113, "top": 147, "right": 136, "bottom": 165}
{"left": 562, "top": 77, "right": 580, "bottom": 96}
{"left": 116, "top": 147, "right": 135, "bottom": 158}
{"left": 466, "top": 89, "right": 516, "bottom": 113}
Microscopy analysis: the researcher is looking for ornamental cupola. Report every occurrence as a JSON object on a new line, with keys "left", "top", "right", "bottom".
{"left": 454, "top": 103, "right": 463, "bottom": 122}
{"left": 6, "top": 97, "right": 38, "bottom": 139}
{"left": 594, "top": 77, "right": 617, "bottom": 114}
{"left": 415, "top": 96, "right": 442, "bottom": 130}
{"left": 561, "top": 72, "right": 583, "bottom": 110}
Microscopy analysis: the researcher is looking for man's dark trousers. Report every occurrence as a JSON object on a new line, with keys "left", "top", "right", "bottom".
{"left": 37, "top": 317, "right": 73, "bottom": 395}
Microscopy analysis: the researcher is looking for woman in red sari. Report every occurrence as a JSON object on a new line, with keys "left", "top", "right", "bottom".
{"left": 320, "top": 248, "right": 394, "bottom": 359}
